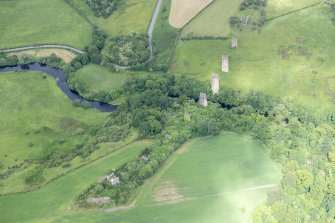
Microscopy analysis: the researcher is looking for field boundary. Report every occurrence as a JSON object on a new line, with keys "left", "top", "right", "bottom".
{"left": 179, "top": 0, "right": 217, "bottom": 31}
{"left": 0, "top": 139, "right": 145, "bottom": 196}
{"left": 62, "top": 0, "right": 95, "bottom": 27}
{"left": 266, "top": 2, "right": 322, "bottom": 22}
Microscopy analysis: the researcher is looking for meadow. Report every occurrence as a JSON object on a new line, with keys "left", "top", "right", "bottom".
{"left": 171, "top": 4, "right": 335, "bottom": 109}
{"left": 0, "top": 133, "right": 281, "bottom": 223}
{"left": 0, "top": 141, "right": 150, "bottom": 223}
{"left": 0, "top": 0, "right": 92, "bottom": 49}
{"left": 72, "top": 65, "right": 160, "bottom": 102}
{"left": 70, "top": 0, "right": 157, "bottom": 37}
{"left": 181, "top": 0, "right": 243, "bottom": 38}
{"left": 265, "top": 0, "right": 321, "bottom": 19}
{"left": 0, "top": 71, "right": 108, "bottom": 193}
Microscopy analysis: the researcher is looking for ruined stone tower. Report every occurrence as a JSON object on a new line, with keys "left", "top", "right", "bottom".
{"left": 211, "top": 73, "right": 219, "bottom": 95}
{"left": 222, "top": 55, "right": 229, "bottom": 73}
{"left": 231, "top": 37, "right": 238, "bottom": 49}
{"left": 199, "top": 92, "right": 208, "bottom": 107}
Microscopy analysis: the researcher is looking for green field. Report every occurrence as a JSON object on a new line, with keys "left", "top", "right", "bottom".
{"left": 70, "top": 0, "right": 157, "bottom": 37}
{"left": 181, "top": 0, "right": 242, "bottom": 38}
{"left": 73, "top": 64, "right": 160, "bottom": 101}
{"left": 0, "top": 141, "right": 150, "bottom": 223}
{"left": 171, "top": 4, "right": 335, "bottom": 109}
{"left": 266, "top": 0, "right": 321, "bottom": 19}
{"left": 0, "top": 71, "right": 108, "bottom": 193}
{"left": 0, "top": 0, "right": 92, "bottom": 49}
{"left": 0, "top": 133, "right": 281, "bottom": 223}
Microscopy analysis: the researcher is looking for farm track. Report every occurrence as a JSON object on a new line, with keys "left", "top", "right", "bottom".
{"left": 0, "top": 45, "right": 84, "bottom": 54}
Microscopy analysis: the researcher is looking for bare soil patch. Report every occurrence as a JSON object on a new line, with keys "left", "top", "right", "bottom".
{"left": 169, "top": 0, "right": 213, "bottom": 28}
{"left": 152, "top": 180, "right": 192, "bottom": 205}
{"left": 8, "top": 48, "right": 77, "bottom": 63}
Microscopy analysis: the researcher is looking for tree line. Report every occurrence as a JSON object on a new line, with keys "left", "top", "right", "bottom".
{"left": 74, "top": 73, "right": 335, "bottom": 223}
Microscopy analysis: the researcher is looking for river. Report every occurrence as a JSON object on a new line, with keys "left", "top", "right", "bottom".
{"left": 0, "top": 63, "right": 117, "bottom": 112}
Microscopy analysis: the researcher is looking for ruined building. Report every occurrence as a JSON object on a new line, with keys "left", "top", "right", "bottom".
{"left": 199, "top": 92, "right": 208, "bottom": 107}
{"left": 240, "top": 15, "right": 249, "bottom": 25}
{"left": 222, "top": 55, "right": 229, "bottom": 73}
{"left": 211, "top": 73, "right": 219, "bottom": 95}
{"left": 231, "top": 37, "right": 238, "bottom": 48}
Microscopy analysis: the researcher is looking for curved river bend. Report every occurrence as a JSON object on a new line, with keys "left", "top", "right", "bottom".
{"left": 0, "top": 63, "right": 117, "bottom": 112}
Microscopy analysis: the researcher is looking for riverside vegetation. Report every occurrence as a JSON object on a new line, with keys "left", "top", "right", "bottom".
{"left": 70, "top": 73, "right": 335, "bottom": 222}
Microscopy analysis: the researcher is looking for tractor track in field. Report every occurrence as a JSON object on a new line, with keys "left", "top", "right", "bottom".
{"left": 150, "top": 184, "right": 278, "bottom": 207}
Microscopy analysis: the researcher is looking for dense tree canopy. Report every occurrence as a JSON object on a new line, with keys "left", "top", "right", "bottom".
{"left": 107, "top": 33, "right": 150, "bottom": 67}
{"left": 73, "top": 73, "right": 335, "bottom": 223}
{"left": 86, "top": 0, "right": 118, "bottom": 18}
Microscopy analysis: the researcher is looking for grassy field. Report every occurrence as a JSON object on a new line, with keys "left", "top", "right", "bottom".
{"left": 266, "top": 0, "right": 321, "bottom": 19}
{"left": 169, "top": 0, "right": 213, "bottom": 28}
{"left": 0, "top": 0, "right": 92, "bottom": 49}
{"left": 0, "top": 133, "right": 281, "bottom": 223}
{"left": 0, "top": 141, "right": 150, "bottom": 223}
{"left": 70, "top": 0, "right": 156, "bottom": 37}
{"left": 73, "top": 65, "right": 160, "bottom": 102}
{"left": 181, "top": 0, "right": 243, "bottom": 38}
{"left": 171, "top": 4, "right": 335, "bottom": 109}
{"left": 0, "top": 71, "right": 108, "bottom": 193}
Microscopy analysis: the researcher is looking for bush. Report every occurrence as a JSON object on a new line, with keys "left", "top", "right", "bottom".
{"left": 86, "top": 0, "right": 118, "bottom": 18}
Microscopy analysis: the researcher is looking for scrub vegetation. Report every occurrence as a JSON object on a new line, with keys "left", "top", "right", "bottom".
{"left": 107, "top": 33, "right": 150, "bottom": 66}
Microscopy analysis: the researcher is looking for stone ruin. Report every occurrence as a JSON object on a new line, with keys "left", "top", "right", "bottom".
{"left": 184, "top": 112, "right": 191, "bottom": 122}
{"left": 87, "top": 196, "right": 110, "bottom": 205}
{"left": 222, "top": 55, "right": 229, "bottom": 73}
{"left": 199, "top": 92, "right": 208, "bottom": 107}
{"left": 240, "top": 15, "right": 249, "bottom": 25}
{"left": 211, "top": 73, "right": 219, "bottom": 95}
{"left": 107, "top": 173, "right": 120, "bottom": 186}
{"left": 231, "top": 37, "right": 238, "bottom": 49}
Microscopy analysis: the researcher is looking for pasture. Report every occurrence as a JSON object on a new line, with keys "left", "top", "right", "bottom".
{"left": 0, "top": 133, "right": 281, "bottom": 223}
{"left": 70, "top": 0, "right": 157, "bottom": 37}
{"left": 0, "top": 141, "right": 150, "bottom": 223}
{"left": 181, "top": 0, "right": 243, "bottom": 38}
{"left": 0, "top": 0, "right": 92, "bottom": 49}
{"left": 169, "top": 0, "right": 213, "bottom": 28}
{"left": 0, "top": 71, "right": 107, "bottom": 193}
{"left": 73, "top": 65, "right": 159, "bottom": 102}
{"left": 266, "top": 0, "right": 321, "bottom": 19}
{"left": 171, "top": 4, "right": 335, "bottom": 109}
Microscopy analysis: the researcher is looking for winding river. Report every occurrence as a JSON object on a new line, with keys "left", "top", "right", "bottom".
{"left": 0, "top": 63, "right": 117, "bottom": 112}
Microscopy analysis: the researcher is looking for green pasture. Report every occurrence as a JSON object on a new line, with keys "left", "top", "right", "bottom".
{"left": 266, "top": 0, "right": 321, "bottom": 19}
{"left": 0, "top": 141, "right": 150, "bottom": 223}
{"left": 73, "top": 64, "right": 160, "bottom": 101}
{"left": 171, "top": 5, "right": 335, "bottom": 109}
{"left": 0, "top": 71, "right": 107, "bottom": 193}
{"left": 70, "top": 0, "right": 156, "bottom": 37}
{"left": 0, "top": 0, "right": 92, "bottom": 49}
{"left": 181, "top": 0, "right": 242, "bottom": 38}
{"left": 0, "top": 132, "right": 280, "bottom": 223}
